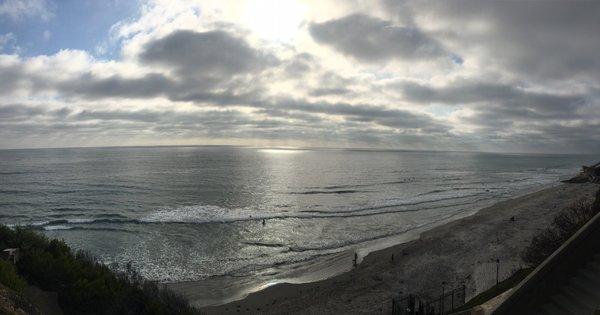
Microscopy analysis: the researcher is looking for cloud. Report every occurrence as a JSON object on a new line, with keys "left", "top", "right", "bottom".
{"left": 397, "top": 80, "right": 587, "bottom": 118}
{"left": 0, "top": 0, "right": 53, "bottom": 20}
{"left": 264, "top": 97, "right": 449, "bottom": 132}
{"left": 0, "top": 33, "right": 17, "bottom": 53}
{"left": 408, "top": 0, "right": 600, "bottom": 81}
{"left": 0, "top": 103, "right": 46, "bottom": 121}
{"left": 309, "top": 14, "right": 449, "bottom": 62}
{"left": 0, "top": 102, "right": 453, "bottom": 150}
{"left": 1, "top": 1, "right": 600, "bottom": 152}
{"left": 139, "top": 30, "right": 278, "bottom": 80}
{"left": 42, "top": 30, "right": 51, "bottom": 41}
{"left": 283, "top": 53, "right": 318, "bottom": 77}
{"left": 309, "top": 87, "right": 351, "bottom": 97}
{"left": 0, "top": 57, "right": 25, "bottom": 94}
{"left": 56, "top": 73, "right": 174, "bottom": 99}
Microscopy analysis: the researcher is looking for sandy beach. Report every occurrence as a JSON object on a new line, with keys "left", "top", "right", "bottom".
{"left": 183, "top": 182, "right": 599, "bottom": 314}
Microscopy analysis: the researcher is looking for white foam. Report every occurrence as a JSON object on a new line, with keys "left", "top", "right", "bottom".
{"left": 43, "top": 225, "right": 72, "bottom": 231}
{"left": 141, "top": 205, "right": 278, "bottom": 224}
{"left": 140, "top": 194, "right": 491, "bottom": 225}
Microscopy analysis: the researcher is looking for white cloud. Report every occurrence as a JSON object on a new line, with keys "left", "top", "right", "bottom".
{"left": 42, "top": 30, "right": 51, "bottom": 41}
{"left": 0, "top": 0, "right": 53, "bottom": 21}
{"left": 0, "top": 32, "right": 16, "bottom": 52}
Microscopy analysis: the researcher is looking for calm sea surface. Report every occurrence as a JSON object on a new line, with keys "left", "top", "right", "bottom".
{"left": 0, "top": 147, "right": 595, "bottom": 287}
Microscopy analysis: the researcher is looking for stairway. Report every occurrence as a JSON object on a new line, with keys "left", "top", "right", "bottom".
{"left": 537, "top": 254, "right": 600, "bottom": 315}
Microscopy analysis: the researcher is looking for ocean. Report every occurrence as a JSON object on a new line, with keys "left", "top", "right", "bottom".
{"left": 0, "top": 146, "right": 595, "bottom": 305}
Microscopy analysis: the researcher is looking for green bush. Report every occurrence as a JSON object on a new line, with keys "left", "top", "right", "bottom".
{"left": 0, "top": 259, "right": 26, "bottom": 293}
{"left": 0, "top": 225, "right": 198, "bottom": 315}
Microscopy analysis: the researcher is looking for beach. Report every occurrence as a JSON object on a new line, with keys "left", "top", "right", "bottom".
{"left": 190, "top": 182, "right": 598, "bottom": 314}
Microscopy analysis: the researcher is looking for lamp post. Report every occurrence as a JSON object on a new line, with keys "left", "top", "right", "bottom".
{"left": 496, "top": 258, "right": 500, "bottom": 285}
{"left": 441, "top": 281, "right": 447, "bottom": 315}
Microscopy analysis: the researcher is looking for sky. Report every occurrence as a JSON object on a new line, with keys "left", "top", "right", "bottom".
{"left": 0, "top": 0, "right": 599, "bottom": 153}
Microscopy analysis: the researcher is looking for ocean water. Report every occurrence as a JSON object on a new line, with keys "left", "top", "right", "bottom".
{"left": 0, "top": 147, "right": 595, "bottom": 302}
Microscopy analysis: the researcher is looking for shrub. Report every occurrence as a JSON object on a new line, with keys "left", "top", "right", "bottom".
{"left": 0, "top": 226, "right": 199, "bottom": 315}
{"left": 0, "top": 259, "right": 26, "bottom": 293}
{"left": 521, "top": 189, "right": 600, "bottom": 266}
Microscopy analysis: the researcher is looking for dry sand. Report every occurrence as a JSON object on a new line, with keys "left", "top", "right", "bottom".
{"left": 196, "top": 182, "right": 598, "bottom": 314}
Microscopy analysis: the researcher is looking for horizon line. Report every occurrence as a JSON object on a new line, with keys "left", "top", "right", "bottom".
{"left": 0, "top": 143, "right": 594, "bottom": 156}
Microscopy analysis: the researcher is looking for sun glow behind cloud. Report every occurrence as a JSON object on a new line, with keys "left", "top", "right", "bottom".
{"left": 0, "top": 0, "right": 599, "bottom": 153}
{"left": 240, "top": 0, "right": 307, "bottom": 41}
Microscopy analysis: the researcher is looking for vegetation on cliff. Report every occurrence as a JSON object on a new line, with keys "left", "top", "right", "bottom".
{"left": 521, "top": 188, "right": 600, "bottom": 266}
{"left": 0, "top": 226, "right": 198, "bottom": 315}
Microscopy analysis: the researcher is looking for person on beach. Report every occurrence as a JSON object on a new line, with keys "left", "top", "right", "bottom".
{"left": 262, "top": 219, "right": 266, "bottom": 226}
{"left": 353, "top": 252, "right": 358, "bottom": 267}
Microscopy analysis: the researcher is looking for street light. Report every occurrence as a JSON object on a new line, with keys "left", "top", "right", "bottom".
{"left": 496, "top": 258, "right": 500, "bottom": 285}
{"left": 441, "top": 281, "right": 447, "bottom": 315}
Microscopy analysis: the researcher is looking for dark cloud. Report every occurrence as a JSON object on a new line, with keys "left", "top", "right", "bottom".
{"left": 309, "top": 14, "right": 449, "bottom": 62}
{"left": 6, "top": 60, "right": 444, "bottom": 133}
{"left": 0, "top": 104, "right": 45, "bottom": 120}
{"left": 267, "top": 97, "right": 448, "bottom": 132}
{"left": 57, "top": 73, "right": 173, "bottom": 99}
{"left": 397, "top": 80, "right": 588, "bottom": 120}
{"left": 284, "top": 52, "right": 317, "bottom": 76}
{"left": 0, "top": 98, "right": 449, "bottom": 150}
{"left": 407, "top": 0, "right": 600, "bottom": 80}
{"left": 0, "top": 104, "right": 71, "bottom": 122}
{"left": 140, "top": 30, "right": 278, "bottom": 79}
{"left": 0, "top": 63, "right": 25, "bottom": 94}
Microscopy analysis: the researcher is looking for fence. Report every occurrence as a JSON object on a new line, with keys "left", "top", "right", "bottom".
{"left": 471, "top": 259, "right": 522, "bottom": 299}
{"left": 391, "top": 259, "right": 523, "bottom": 315}
{"left": 391, "top": 286, "right": 466, "bottom": 315}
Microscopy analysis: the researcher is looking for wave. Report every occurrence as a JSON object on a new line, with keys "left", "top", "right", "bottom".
{"left": 437, "top": 175, "right": 551, "bottom": 187}
{"left": 0, "top": 214, "right": 28, "bottom": 219}
{"left": 139, "top": 193, "right": 492, "bottom": 224}
{"left": 306, "top": 178, "right": 416, "bottom": 190}
{"left": 36, "top": 218, "right": 138, "bottom": 226}
{"left": 45, "top": 213, "right": 128, "bottom": 219}
{"left": 51, "top": 207, "right": 85, "bottom": 212}
{"left": 13, "top": 191, "right": 494, "bottom": 231}
{"left": 285, "top": 210, "right": 464, "bottom": 253}
{"left": 0, "top": 189, "right": 33, "bottom": 195}
{"left": 43, "top": 225, "right": 71, "bottom": 231}
{"left": 241, "top": 241, "right": 288, "bottom": 248}
{"left": 0, "top": 171, "right": 29, "bottom": 175}
{"left": 287, "top": 190, "right": 362, "bottom": 195}
{"left": 0, "top": 171, "right": 55, "bottom": 176}
{"left": 42, "top": 225, "right": 137, "bottom": 233}
{"left": 416, "top": 187, "right": 481, "bottom": 197}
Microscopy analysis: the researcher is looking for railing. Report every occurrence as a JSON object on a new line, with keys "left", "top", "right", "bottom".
{"left": 392, "top": 286, "right": 466, "bottom": 315}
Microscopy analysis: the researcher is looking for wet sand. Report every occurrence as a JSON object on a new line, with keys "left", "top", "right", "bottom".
{"left": 181, "top": 182, "right": 597, "bottom": 314}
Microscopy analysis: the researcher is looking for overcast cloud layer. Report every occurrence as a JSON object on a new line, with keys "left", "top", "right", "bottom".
{"left": 0, "top": 0, "right": 598, "bottom": 153}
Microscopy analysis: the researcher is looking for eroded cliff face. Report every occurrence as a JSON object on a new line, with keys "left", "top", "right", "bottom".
{"left": 564, "top": 162, "right": 600, "bottom": 183}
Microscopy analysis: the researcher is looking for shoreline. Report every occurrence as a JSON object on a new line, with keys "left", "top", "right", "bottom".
{"left": 187, "top": 182, "right": 598, "bottom": 314}
{"left": 167, "top": 181, "right": 560, "bottom": 308}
